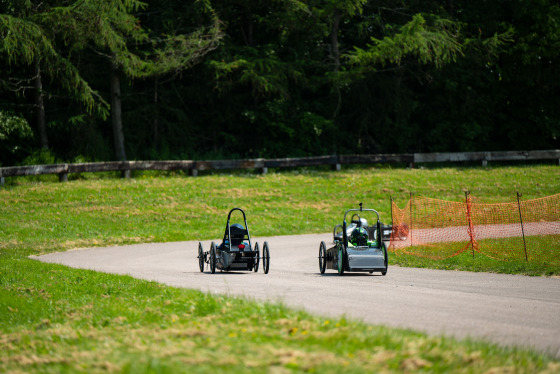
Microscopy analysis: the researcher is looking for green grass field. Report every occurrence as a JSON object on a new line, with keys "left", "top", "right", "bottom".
{"left": 1, "top": 165, "right": 559, "bottom": 372}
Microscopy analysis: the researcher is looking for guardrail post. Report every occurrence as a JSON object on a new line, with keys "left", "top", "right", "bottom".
{"left": 57, "top": 163, "right": 69, "bottom": 182}
{"left": 119, "top": 161, "right": 131, "bottom": 179}
{"left": 260, "top": 167, "right": 268, "bottom": 174}
{"left": 0, "top": 169, "right": 4, "bottom": 186}
{"left": 190, "top": 169, "right": 198, "bottom": 177}
{"left": 483, "top": 152, "right": 490, "bottom": 167}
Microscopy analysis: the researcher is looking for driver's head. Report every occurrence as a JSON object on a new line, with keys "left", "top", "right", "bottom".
{"left": 231, "top": 223, "right": 244, "bottom": 230}
{"left": 230, "top": 223, "right": 244, "bottom": 245}
{"left": 350, "top": 227, "right": 368, "bottom": 246}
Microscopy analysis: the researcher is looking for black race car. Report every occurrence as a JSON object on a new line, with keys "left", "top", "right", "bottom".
{"left": 198, "top": 208, "right": 269, "bottom": 274}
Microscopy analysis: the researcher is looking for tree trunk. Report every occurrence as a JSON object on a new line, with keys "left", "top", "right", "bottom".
{"left": 153, "top": 76, "right": 159, "bottom": 149}
{"left": 330, "top": 8, "right": 341, "bottom": 72}
{"left": 330, "top": 8, "right": 342, "bottom": 122}
{"left": 34, "top": 59, "right": 48, "bottom": 149}
{"left": 110, "top": 61, "right": 127, "bottom": 162}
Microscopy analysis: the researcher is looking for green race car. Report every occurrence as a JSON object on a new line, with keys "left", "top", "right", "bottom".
{"left": 320, "top": 204, "right": 388, "bottom": 276}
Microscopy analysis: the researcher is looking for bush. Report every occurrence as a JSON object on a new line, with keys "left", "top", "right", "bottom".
{"left": 0, "top": 111, "right": 33, "bottom": 166}
{"left": 22, "top": 148, "right": 58, "bottom": 166}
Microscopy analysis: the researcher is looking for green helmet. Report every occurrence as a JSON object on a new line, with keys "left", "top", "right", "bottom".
{"left": 350, "top": 227, "right": 368, "bottom": 246}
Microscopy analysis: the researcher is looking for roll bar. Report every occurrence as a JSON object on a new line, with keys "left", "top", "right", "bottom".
{"left": 224, "top": 207, "right": 252, "bottom": 251}
{"left": 342, "top": 203, "right": 380, "bottom": 246}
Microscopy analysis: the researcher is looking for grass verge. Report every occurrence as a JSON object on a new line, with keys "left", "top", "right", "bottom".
{"left": 2, "top": 255, "right": 558, "bottom": 373}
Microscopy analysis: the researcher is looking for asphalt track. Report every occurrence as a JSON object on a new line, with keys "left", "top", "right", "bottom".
{"left": 32, "top": 233, "right": 560, "bottom": 358}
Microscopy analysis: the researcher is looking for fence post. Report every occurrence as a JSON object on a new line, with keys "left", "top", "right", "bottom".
{"left": 465, "top": 191, "right": 475, "bottom": 258}
{"left": 390, "top": 195, "right": 394, "bottom": 235}
{"left": 516, "top": 192, "right": 529, "bottom": 262}
{"left": 409, "top": 192, "right": 413, "bottom": 248}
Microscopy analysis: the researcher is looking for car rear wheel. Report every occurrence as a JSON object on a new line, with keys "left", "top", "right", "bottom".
{"left": 262, "top": 241, "right": 270, "bottom": 274}
{"left": 382, "top": 242, "right": 388, "bottom": 276}
{"left": 253, "top": 242, "right": 260, "bottom": 273}
{"left": 337, "top": 246, "right": 345, "bottom": 276}
{"left": 319, "top": 241, "right": 327, "bottom": 274}
{"left": 198, "top": 242, "right": 204, "bottom": 272}
{"left": 210, "top": 242, "right": 216, "bottom": 274}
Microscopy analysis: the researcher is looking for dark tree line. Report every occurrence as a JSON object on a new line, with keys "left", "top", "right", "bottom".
{"left": 1, "top": 0, "right": 558, "bottom": 166}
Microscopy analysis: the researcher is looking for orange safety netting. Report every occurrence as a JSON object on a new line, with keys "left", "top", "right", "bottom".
{"left": 389, "top": 193, "right": 560, "bottom": 264}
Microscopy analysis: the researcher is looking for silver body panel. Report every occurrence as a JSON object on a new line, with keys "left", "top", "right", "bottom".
{"left": 347, "top": 246, "right": 385, "bottom": 269}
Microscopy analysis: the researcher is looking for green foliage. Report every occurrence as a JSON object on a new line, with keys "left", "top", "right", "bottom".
{"left": 212, "top": 52, "right": 293, "bottom": 99}
{"left": 1, "top": 0, "right": 559, "bottom": 164}
{"left": 0, "top": 111, "right": 31, "bottom": 141}
{"left": 21, "top": 148, "right": 57, "bottom": 165}
{"left": 0, "top": 110, "right": 33, "bottom": 164}
{"left": 146, "top": 2, "right": 223, "bottom": 76}
{"left": 0, "top": 8, "right": 110, "bottom": 118}
{"left": 347, "top": 14, "right": 464, "bottom": 69}
{"left": 43, "top": 0, "right": 151, "bottom": 77}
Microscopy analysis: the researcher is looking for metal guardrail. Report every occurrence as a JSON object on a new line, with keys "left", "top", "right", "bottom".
{"left": 1, "top": 150, "right": 558, "bottom": 184}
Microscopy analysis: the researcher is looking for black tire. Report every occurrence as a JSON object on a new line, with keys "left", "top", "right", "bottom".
{"left": 319, "top": 241, "right": 327, "bottom": 274}
{"left": 253, "top": 242, "right": 260, "bottom": 273}
{"left": 262, "top": 241, "right": 270, "bottom": 274}
{"left": 382, "top": 242, "right": 388, "bottom": 276}
{"left": 210, "top": 242, "right": 217, "bottom": 274}
{"left": 337, "top": 246, "right": 345, "bottom": 276}
{"left": 198, "top": 242, "right": 204, "bottom": 272}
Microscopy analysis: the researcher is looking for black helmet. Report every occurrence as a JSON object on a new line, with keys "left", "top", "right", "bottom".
{"left": 231, "top": 223, "right": 244, "bottom": 230}
{"left": 350, "top": 227, "right": 368, "bottom": 246}
{"left": 230, "top": 223, "right": 245, "bottom": 245}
